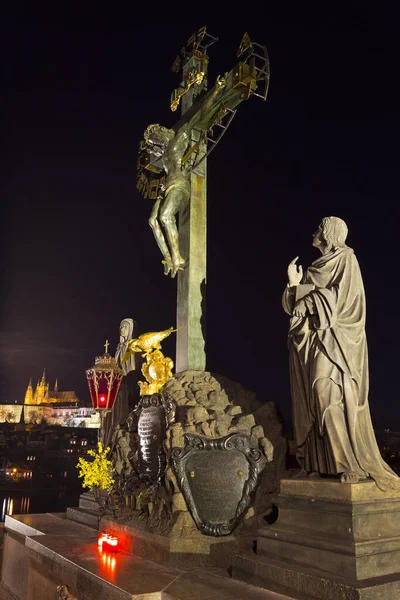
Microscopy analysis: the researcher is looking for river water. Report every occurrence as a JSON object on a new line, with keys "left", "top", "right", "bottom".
{"left": 0, "top": 490, "right": 81, "bottom": 521}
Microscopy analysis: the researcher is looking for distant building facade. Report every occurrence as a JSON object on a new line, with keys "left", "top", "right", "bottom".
{"left": 0, "top": 369, "right": 99, "bottom": 428}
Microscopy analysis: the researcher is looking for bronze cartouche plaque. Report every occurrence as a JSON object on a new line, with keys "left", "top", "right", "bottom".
{"left": 172, "top": 432, "right": 266, "bottom": 536}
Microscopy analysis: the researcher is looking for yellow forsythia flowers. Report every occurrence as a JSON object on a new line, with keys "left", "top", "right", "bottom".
{"left": 76, "top": 442, "right": 115, "bottom": 491}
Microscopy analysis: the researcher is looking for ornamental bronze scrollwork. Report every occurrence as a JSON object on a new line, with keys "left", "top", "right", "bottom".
{"left": 172, "top": 432, "right": 265, "bottom": 536}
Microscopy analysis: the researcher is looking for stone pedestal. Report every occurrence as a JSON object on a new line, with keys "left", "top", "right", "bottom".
{"left": 233, "top": 478, "right": 400, "bottom": 599}
{"left": 100, "top": 515, "right": 249, "bottom": 569}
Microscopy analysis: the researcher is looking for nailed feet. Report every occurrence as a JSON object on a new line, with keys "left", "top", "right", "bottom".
{"left": 171, "top": 257, "right": 187, "bottom": 278}
{"left": 162, "top": 257, "right": 187, "bottom": 278}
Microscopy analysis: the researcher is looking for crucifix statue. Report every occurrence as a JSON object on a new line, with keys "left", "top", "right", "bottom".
{"left": 146, "top": 74, "right": 227, "bottom": 277}
{"left": 137, "top": 27, "right": 270, "bottom": 372}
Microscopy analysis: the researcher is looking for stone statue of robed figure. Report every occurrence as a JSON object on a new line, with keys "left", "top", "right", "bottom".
{"left": 113, "top": 318, "right": 141, "bottom": 425}
{"left": 283, "top": 216, "right": 399, "bottom": 491}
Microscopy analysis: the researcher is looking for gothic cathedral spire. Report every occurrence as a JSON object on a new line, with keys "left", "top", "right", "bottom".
{"left": 24, "top": 378, "right": 33, "bottom": 404}
{"left": 34, "top": 369, "right": 49, "bottom": 404}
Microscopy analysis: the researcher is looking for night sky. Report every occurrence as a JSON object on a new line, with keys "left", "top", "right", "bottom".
{"left": 2, "top": 15, "right": 399, "bottom": 429}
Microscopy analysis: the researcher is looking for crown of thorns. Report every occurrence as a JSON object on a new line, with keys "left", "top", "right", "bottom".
{"left": 144, "top": 124, "right": 173, "bottom": 144}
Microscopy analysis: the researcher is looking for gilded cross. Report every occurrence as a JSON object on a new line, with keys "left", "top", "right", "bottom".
{"left": 104, "top": 340, "right": 110, "bottom": 354}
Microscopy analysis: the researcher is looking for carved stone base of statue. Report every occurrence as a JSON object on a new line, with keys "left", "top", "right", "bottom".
{"left": 233, "top": 477, "right": 400, "bottom": 599}
{"left": 100, "top": 371, "right": 285, "bottom": 567}
{"left": 100, "top": 513, "right": 244, "bottom": 568}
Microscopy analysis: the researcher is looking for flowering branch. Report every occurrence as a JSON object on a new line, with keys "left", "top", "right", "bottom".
{"left": 76, "top": 442, "right": 114, "bottom": 491}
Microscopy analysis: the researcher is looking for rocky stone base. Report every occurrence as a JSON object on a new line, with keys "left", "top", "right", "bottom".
{"left": 107, "top": 371, "right": 285, "bottom": 542}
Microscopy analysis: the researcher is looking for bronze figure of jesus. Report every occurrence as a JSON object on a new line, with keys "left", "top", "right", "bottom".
{"left": 144, "top": 75, "right": 226, "bottom": 277}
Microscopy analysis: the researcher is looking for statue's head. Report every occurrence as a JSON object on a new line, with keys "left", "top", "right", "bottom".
{"left": 119, "top": 318, "right": 136, "bottom": 342}
{"left": 144, "top": 124, "right": 175, "bottom": 148}
{"left": 313, "top": 216, "right": 348, "bottom": 254}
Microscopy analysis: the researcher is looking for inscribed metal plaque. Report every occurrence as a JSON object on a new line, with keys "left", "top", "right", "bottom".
{"left": 137, "top": 403, "right": 165, "bottom": 478}
{"left": 134, "top": 393, "right": 175, "bottom": 481}
{"left": 172, "top": 432, "right": 266, "bottom": 536}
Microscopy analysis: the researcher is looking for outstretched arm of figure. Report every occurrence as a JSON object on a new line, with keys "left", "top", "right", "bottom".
{"left": 182, "top": 74, "right": 227, "bottom": 135}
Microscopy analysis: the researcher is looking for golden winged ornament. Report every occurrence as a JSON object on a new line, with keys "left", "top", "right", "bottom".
{"left": 122, "top": 327, "right": 179, "bottom": 358}
{"left": 122, "top": 327, "right": 179, "bottom": 396}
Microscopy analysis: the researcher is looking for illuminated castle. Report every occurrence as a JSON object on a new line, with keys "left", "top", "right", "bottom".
{"left": 24, "top": 369, "right": 79, "bottom": 406}
{"left": 0, "top": 369, "right": 98, "bottom": 428}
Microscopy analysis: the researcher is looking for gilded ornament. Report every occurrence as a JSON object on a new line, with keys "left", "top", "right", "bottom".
{"left": 123, "top": 327, "right": 179, "bottom": 357}
{"left": 170, "top": 68, "right": 205, "bottom": 112}
{"left": 122, "top": 327, "right": 178, "bottom": 396}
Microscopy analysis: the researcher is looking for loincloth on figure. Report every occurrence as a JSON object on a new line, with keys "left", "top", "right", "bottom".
{"left": 164, "top": 177, "right": 190, "bottom": 198}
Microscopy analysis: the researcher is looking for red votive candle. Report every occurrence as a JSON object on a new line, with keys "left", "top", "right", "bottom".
{"left": 108, "top": 536, "right": 118, "bottom": 552}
